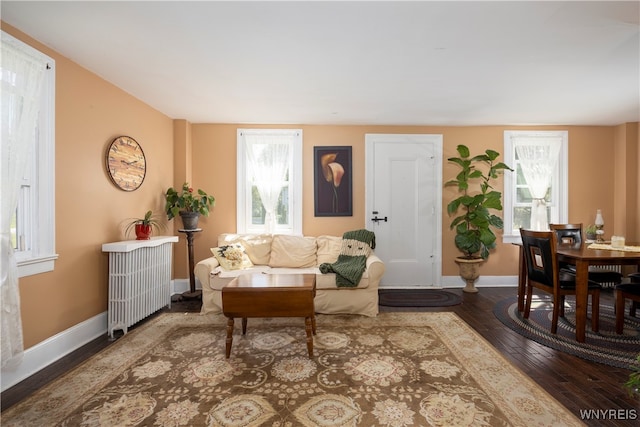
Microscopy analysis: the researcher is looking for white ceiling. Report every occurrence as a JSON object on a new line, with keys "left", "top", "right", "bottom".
{"left": 2, "top": 1, "right": 639, "bottom": 126}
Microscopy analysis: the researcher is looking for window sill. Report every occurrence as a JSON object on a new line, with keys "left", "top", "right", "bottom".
{"left": 17, "top": 254, "right": 58, "bottom": 277}
{"left": 503, "top": 234, "right": 522, "bottom": 245}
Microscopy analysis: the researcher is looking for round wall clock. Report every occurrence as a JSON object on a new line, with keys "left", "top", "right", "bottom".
{"left": 105, "top": 136, "right": 146, "bottom": 191}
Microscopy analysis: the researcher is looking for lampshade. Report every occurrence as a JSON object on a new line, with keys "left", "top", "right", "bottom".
{"left": 595, "top": 209, "right": 604, "bottom": 226}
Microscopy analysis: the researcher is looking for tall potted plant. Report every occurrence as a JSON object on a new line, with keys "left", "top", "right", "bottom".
{"left": 165, "top": 182, "right": 215, "bottom": 230}
{"left": 445, "top": 144, "right": 512, "bottom": 292}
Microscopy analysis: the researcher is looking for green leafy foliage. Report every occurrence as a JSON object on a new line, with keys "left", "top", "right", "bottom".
{"left": 165, "top": 182, "right": 216, "bottom": 220}
{"left": 445, "top": 144, "right": 512, "bottom": 259}
{"left": 624, "top": 354, "right": 640, "bottom": 398}
{"left": 586, "top": 224, "right": 598, "bottom": 234}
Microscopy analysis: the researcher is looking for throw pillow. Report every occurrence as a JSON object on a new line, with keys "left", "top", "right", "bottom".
{"left": 211, "top": 244, "right": 254, "bottom": 270}
{"left": 217, "top": 233, "right": 272, "bottom": 265}
{"left": 269, "top": 235, "right": 317, "bottom": 268}
{"left": 316, "top": 235, "right": 342, "bottom": 264}
{"left": 239, "top": 234, "right": 273, "bottom": 265}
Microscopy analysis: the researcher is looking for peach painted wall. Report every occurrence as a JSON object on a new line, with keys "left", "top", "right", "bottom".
{"left": 637, "top": 124, "right": 640, "bottom": 240}
{"left": 3, "top": 24, "right": 175, "bottom": 349}
{"left": 613, "top": 123, "right": 639, "bottom": 241}
{"left": 187, "top": 123, "right": 636, "bottom": 278}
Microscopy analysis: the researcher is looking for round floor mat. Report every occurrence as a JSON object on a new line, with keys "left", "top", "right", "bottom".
{"left": 493, "top": 296, "right": 640, "bottom": 369}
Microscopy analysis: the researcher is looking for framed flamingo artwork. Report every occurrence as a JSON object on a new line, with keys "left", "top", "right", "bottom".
{"left": 314, "top": 146, "right": 353, "bottom": 216}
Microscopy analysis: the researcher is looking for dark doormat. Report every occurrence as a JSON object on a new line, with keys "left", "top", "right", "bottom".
{"left": 493, "top": 296, "right": 640, "bottom": 369}
{"left": 378, "top": 289, "right": 462, "bottom": 307}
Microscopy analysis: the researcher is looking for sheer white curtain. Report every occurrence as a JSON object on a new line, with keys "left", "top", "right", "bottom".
{"left": 244, "top": 132, "right": 292, "bottom": 233}
{"left": 1, "top": 34, "right": 47, "bottom": 368}
{"left": 515, "top": 137, "right": 562, "bottom": 231}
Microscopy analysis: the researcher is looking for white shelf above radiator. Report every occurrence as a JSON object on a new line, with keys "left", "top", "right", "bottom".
{"left": 102, "top": 236, "right": 178, "bottom": 253}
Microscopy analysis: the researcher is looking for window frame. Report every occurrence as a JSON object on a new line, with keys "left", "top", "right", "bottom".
{"left": 3, "top": 31, "right": 58, "bottom": 277}
{"left": 502, "top": 130, "right": 568, "bottom": 244}
{"left": 236, "top": 128, "right": 302, "bottom": 235}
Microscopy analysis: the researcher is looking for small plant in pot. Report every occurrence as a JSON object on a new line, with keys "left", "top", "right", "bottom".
{"left": 124, "top": 210, "right": 165, "bottom": 240}
{"left": 165, "top": 182, "right": 215, "bottom": 230}
{"left": 445, "top": 144, "right": 512, "bottom": 292}
{"left": 585, "top": 224, "right": 598, "bottom": 241}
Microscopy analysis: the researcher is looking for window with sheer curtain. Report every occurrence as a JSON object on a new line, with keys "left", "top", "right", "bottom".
{"left": 1, "top": 31, "right": 55, "bottom": 368}
{"left": 2, "top": 31, "right": 56, "bottom": 278}
{"left": 503, "top": 130, "right": 568, "bottom": 243}
{"left": 237, "top": 129, "right": 302, "bottom": 235}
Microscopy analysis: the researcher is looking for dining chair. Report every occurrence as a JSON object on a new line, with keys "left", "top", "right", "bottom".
{"left": 614, "top": 283, "right": 640, "bottom": 334}
{"left": 520, "top": 229, "right": 601, "bottom": 334}
{"left": 549, "top": 223, "right": 623, "bottom": 287}
{"left": 616, "top": 272, "right": 640, "bottom": 330}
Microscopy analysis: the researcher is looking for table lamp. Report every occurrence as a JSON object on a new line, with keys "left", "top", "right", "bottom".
{"left": 595, "top": 209, "right": 605, "bottom": 242}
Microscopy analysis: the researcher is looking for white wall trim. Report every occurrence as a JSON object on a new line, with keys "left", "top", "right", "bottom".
{"left": 174, "top": 278, "right": 199, "bottom": 294}
{"left": 1, "top": 279, "right": 187, "bottom": 392}
{"left": 379, "top": 276, "right": 517, "bottom": 289}
{"left": 1, "top": 311, "right": 107, "bottom": 392}
{"left": 439, "top": 275, "right": 518, "bottom": 288}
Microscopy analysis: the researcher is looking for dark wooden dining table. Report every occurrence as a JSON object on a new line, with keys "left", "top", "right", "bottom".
{"left": 556, "top": 243, "right": 640, "bottom": 342}
{"left": 517, "top": 242, "right": 640, "bottom": 342}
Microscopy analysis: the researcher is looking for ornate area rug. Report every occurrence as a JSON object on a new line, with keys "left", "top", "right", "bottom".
{"left": 2, "top": 312, "right": 583, "bottom": 426}
{"left": 378, "top": 289, "right": 462, "bottom": 307}
{"left": 494, "top": 296, "right": 640, "bottom": 369}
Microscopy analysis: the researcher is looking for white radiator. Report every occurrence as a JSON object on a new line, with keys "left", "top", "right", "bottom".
{"left": 590, "top": 264, "right": 622, "bottom": 274}
{"left": 102, "top": 236, "right": 178, "bottom": 338}
{"left": 586, "top": 264, "right": 623, "bottom": 288}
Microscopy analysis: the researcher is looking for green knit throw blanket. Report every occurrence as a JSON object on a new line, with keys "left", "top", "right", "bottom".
{"left": 319, "top": 229, "right": 376, "bottom": 288}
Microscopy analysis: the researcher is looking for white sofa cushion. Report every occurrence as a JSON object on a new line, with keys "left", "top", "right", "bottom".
{"left": 269, "top": 235, "right": 317, "bottom": 268}
{"left": 209, "top": 267, "right": 369, "bottom": 290}
{"left": 316, "top": 235, "right": 342, "bottom": 265}
{"left": 211, "top": 265, "right": 271, "bottom": 281}
{"left": 239, "top": 234, "right": 272, "bottom": 265}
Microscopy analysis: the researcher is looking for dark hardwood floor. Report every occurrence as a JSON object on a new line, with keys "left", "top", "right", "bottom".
{"left": 2, "top": 287, "right": 639, "bottom": 425}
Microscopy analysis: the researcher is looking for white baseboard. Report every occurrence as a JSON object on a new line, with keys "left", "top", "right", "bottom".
{"left": 380, "top": 276, "right": 518, "bottom": 289}
{"left": 1, "top": 279, "right": 189, "bottom": 393}
{"left": 1, "top": 311, "right": 107, "bottom": 392}
{"left": 439, "top": 275, "right": 518, "bottom": 288}
{"left": 172, "top": 278, "right": 201, "bottom": 295}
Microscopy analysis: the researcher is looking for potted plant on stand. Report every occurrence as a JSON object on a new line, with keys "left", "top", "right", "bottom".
{"left": 124, "top": 210, "right": 165, "bottom": 240}
{"left": 165, "top": 182, "right": 216, "bottom": 229}
{"left": 445, "top": 144, "right": 512, "bottom": 293}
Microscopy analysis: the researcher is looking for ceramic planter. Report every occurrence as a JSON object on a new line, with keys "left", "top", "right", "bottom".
{"left": 134, "top": 224, "right": 152, "bottom": 240}
{"left": 455, "top": 257, "right": 485, "bottom": 293}
{"left": 180, "top": 212, "right": 200, "bottom": 230}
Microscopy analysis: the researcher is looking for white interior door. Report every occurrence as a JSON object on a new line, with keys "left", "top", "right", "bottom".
{"left": 365, "top": 134, "right": 442, "bottom": 288}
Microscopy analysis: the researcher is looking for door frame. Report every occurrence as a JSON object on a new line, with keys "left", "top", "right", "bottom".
{"left": 365, "top": 134, "right": 443, "bottom": 288}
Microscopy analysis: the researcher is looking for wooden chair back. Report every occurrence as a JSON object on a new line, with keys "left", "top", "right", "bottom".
{"left": 549, "top": 223, "right": 583, "bottom": 246}
{"left": 520, "top": 229, "right": 559, "bottom": 292}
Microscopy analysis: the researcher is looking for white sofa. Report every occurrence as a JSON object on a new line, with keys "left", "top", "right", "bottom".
{"left": 194, "top": 233, "right": 385, "bottom": 317}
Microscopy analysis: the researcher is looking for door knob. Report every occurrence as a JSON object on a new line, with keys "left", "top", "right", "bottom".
{"left": 371, "top": 216, "right": 387, "bottom": 223}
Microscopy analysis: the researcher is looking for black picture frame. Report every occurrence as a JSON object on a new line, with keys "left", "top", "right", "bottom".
{"left": 314, "top": 146, "right": 353, "bottom": 216}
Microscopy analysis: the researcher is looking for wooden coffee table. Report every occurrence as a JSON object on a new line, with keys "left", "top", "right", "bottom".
{"left": 222, "top": 273, "right": 316, "bottom": 358}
